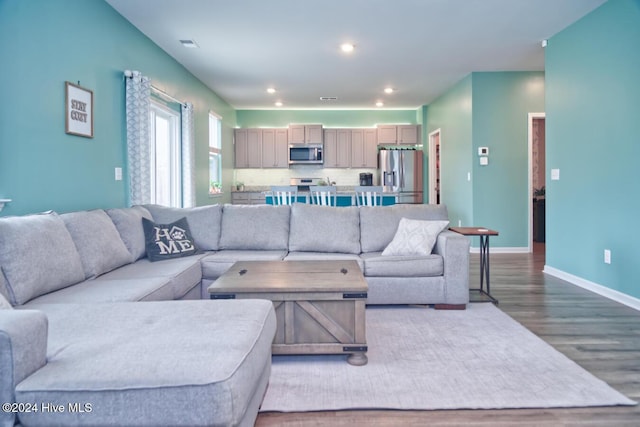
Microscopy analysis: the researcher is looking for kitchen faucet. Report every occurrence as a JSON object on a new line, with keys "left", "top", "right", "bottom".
{"left": 326, "top": 176, "right": 336, "bottom": 186}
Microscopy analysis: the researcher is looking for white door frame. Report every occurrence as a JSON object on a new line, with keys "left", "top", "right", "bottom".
{"left": 428, "top": 129, "right": 441, "bottom": 204}
{"left": 528, "top": 112, "right": 545, "bottom": 252}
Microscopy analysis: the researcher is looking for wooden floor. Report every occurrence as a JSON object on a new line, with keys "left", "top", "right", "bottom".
{"left": 256, "top": 244, "right": 640, "bottom": 426}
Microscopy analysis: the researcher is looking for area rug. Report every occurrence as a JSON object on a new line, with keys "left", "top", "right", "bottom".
{"left": 260, "top": 304, "right": 636, "bottom": 412}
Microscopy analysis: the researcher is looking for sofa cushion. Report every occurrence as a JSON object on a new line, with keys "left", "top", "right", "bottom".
{"left": 360, "top": 204, "right": 450, "bottom": 253}
{"left": 61, "top": 210, "right": 134, "bottom": 279}
{"left": 15, "top": 300, "right": 276, "bottom": 427}
{"left": 382, "top": 218, "right": 449, "bottom": 256}
{"left": 289, "top": 204, "right": 361, "bottom": 254}
{"left": 142, "top": 217, "right": 199, "bottom": 262}
{"left": 201, "top": 250, "right": 288, "bottom": 281}
{"left": 361, "top": 252, "right": 444, "bottom": 277}
{"left": 99, "top": 256, "right": 204, "bottom": 300}
{"left": 0, "top": 212, "right": 85, "bottom": 305}
{"left": 105, "top": 206, "right": 153, "bottom": 260}
{"left": 285, "top": 251, "right": 364, "bottom": 271}
{"left": 220, "top": 204, "right": 290, "bottom": 250}
{"left": 0, "top": 309, "right": 48, "bottom": 427}
{"left": 145, "top": 204, "right": 222, "bottom": 251}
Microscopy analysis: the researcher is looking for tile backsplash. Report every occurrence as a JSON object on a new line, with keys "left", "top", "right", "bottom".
{"left": 234, "top": 167, "right": 378, "bottom": 189}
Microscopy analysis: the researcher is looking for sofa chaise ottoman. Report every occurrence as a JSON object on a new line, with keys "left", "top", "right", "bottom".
{"left": 1, "top": 299, "right": 276, "bottom": 427}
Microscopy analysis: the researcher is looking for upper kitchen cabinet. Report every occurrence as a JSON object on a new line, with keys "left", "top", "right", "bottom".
{"left": 234, "top": 129, "right": 262, "bottom": 168}
{"left": 376, "top": 124, "right": 421, "bottom": 145}
{"left": 324, "top": 129, "right": 351, "bottom": 168}
{"left": 351, "top": 129, "right": 378, "bottom": 168}
{"left": 288, "top": 124, "right": 323, "bottom": 145}
{"left": 261, "top": 128, "right": 288, "bottom": 168}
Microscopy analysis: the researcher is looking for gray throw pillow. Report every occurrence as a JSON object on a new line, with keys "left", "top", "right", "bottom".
{"left": 0, "top": 212, "right": 85, "bottom": 305}
{"left": 61, "top": 210, "right": 134, "bottom": 279}
{"left": 144, "top": 204, "right": 222, "bottom": 251}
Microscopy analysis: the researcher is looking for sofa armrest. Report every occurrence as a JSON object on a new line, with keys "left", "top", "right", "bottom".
{"left": 0, "top": 310, "right": 48, "bottom": 427}
{"left": 433, "top": 230, "right": 470, "bottom": 305}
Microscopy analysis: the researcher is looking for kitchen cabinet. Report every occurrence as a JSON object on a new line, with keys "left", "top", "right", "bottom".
{"left": 231, "top": 191, "right": 266, "bottom": 205}
{"left": 261, "top": 128, "right": 288, "bottom": 168}
{"left": 351, "top": 129, "right": 378, "bottom": 168}
{"left": 323, "top": 129, "right": 351, "bottom": 168}
{"left": 234, "top": 129, "right": 262, "bottom": 168}
{"left": 288, "top": 124, "right": 323, "bottom": 145}
{"left": 377, "top": 124, "right": 421, "bottom": 145}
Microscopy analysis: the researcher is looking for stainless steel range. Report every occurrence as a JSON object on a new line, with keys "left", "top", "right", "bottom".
{"left": 290, "top": 178, "right": 322, "bottom": 192}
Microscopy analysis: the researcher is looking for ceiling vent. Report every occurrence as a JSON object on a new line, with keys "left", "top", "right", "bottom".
{"left": 319, "top": 97, "right": 338, "bottom": 101}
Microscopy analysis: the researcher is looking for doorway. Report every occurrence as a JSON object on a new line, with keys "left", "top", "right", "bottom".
{"left": 528, "top": 113, "right": 545, "bottom": 253}
{"left": 428, "top": 129, "right": 441, "bottom": 204}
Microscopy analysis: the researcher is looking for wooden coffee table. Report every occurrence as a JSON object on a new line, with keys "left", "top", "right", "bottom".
{"left": 208, "top": 260, "right": 368, "bottom": 365}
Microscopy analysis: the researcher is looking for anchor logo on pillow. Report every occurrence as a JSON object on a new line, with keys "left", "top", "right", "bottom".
{"left": 142, "top": 217, "right": 199, "bottom": 262}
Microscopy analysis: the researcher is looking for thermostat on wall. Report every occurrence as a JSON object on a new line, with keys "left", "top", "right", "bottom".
{"left": 478, "top": 147, "right": 489, "bottom": 156}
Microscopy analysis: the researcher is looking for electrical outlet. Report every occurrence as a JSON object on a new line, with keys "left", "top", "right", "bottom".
{"left": 604, "top": 249, "right": 611, "bottom": 264}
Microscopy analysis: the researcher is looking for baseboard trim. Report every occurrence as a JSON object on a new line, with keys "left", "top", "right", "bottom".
{"left": 543, "top": 265, "right": 640, "bottom": 312}
{"left": 470, "top": 247, "right": 530, "bottom": 254}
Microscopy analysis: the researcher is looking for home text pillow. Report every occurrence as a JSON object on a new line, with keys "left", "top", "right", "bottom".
{"left": 381, "top": 218, "right": 449, "bottom": 256}
{"left": 142, "top": 217, "right": 199, "bottom": 262}
{"left": 145, "top": 204, "right": 222, "bottom": 251}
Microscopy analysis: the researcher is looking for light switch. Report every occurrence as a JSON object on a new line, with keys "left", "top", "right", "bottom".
{"left": 115, "top": 167, "right": 123, "bottom": 181}
{"left": 551, "top": 169, "right": 560, "bottom": 180}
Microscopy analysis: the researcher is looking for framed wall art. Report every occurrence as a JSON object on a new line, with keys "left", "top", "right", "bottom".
{"left": 65, "top": 81, "right": 93, "bottom": 138}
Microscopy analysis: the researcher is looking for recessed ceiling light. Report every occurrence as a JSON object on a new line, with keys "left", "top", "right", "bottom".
{"left": 275, "top": 101, "right": 283, "bottom": 107}
{"left": 384, "top": 87, "right": 394, "bottom": 94}
{"left": 179, "top": 39, "right": 199, "bottom": 48}
{"left": 267, "top": 87, "right": 276, "bottom": 94}
{"left": 376, "top": 101, "right": 384, "bottom": 107}
{"left": 340, "top": 43, "right": 355, "bottom": 53}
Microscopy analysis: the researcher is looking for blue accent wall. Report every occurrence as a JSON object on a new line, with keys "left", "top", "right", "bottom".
{"left": 424, "top": 75, "right": 474, "bottom": 227}
{"left": 472, "top": 72, "right": 545, "bottom": 247}
{"left": 426, "top": 72, "right": 544, "bottom": 247}
{"left": 545, "top": 0, "right": 640, "bottom": 299}
{"left": 0, "top": 0, "right": 235, "bottom": 216}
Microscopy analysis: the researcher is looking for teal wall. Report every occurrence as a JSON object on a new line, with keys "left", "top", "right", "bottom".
{"left": 0, "top": 0, "right": 236, "bottom": 216}
{"left": 545, "top": 0, "right": 640, "bottom": 298}
{"left": 424, "top": 75, "right": 474, "bottom": 227}
{"left": 236, "top": 110, "right": 419, "bottom": 128}
{"left": 472, "top": 72, "right": 545, "bottom": 247}
{"left": 425, "top": 72, "right": 544, "bottom": 247}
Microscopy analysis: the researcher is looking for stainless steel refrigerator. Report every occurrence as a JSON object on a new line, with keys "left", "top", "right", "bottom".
{"left": 379, "top": 149, "right": 424, "bottom": 204}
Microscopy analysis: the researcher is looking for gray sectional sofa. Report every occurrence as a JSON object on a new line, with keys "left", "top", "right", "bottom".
{"left": 0, "top": 202, "right": 469, "bottom": 427}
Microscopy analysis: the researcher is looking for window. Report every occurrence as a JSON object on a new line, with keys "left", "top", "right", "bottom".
{"left": 209, "top": 111, "right": 223, "bottom": 194}
{"left": 150, "top": 100, "right": 181, "bottom": 206}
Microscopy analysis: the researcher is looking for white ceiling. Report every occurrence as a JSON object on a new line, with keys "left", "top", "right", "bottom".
{"left": 106, "top": 0, "right": 606, "bottom": 110}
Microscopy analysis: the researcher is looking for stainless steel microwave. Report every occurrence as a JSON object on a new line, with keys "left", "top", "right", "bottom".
{"left": 289, "top": 144, "right": 323, "bottom": 165}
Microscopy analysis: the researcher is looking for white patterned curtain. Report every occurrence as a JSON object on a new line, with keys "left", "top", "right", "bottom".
{"left": 181, "top": 102, "right": 196, "bottom": 208}
{"left": 125, "top": 71, "right": 151, "bottom": 205}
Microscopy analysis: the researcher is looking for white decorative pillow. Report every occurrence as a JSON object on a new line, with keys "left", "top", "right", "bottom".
{"left": 0, "top": 292, "right": 12, "bottom": 309}
{"left": 382, "top": 218, "right": 449, "bottom": 256}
